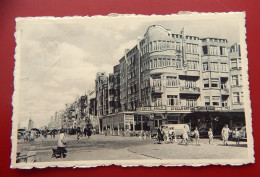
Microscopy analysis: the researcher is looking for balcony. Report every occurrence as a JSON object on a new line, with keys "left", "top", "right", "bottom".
{"left": 151, "top": 86, "right": 163, "bottom": 94}
{"left": 221, "top": 88, "right": 229, "bottom": 95}
{"left": 180, "top": 86, "right": 200, "bottom": 94}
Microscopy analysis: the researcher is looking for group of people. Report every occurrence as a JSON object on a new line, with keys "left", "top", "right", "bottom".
{"left": 156, "top": 124, "right": 241, "bottom": 146}
{"left": 76, "top": 127, "right": 93, "bottom": 140}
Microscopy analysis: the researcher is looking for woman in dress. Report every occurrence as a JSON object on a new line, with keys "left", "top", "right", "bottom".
{"left": 221, "top": 124, "right": 231, "bottom": 146}
{"left": 208, "top": 128, "right": 214, "bottom": 145}
{"left": 180, "top": 127, "right": 188, "bottom": 146}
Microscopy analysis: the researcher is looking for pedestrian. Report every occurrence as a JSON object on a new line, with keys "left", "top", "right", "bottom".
{"left": 180, "top": 127, "right": 188, "bottom": 146}
{"left": 221, "top": 124, "right": 231, "bottom": 146}
{"left": 84, "top": 127, "right": 87, "bottom": 137}
{"left": 57, "top": 129, "right": 67, "bottom": 158}
{"left": 234, "top": 128, "right": 240, "bottom": 145}
{"left": 87, "top": 128, "right": 92, "bottom": 138}
{"left": 193, "top": 127, "right": 200, "bottom": 146}
{"left": 50, "top": 131, "right": 53, "bottom": 139}
{"left": 76, "top": 127, "right": 81, "bottom": 141}
{"left": 105, "top": 129, "right": 108, "bottom": 136}
{"left": 53, "top": 130, "right": 56, "bottom": 139}
{"left": 165, "top": 128, "right": 170, "bottom": 144}
{"left": 173, "top": 129, "right": 177, "bottom": 143}
{"left": 157, "top": 127, "right": 163, "bottom": 144}
{"left": 208, "top": 128, "right": 214, "bottom": 145}
{"left": 141, "top": 130, "right": 145, "bottom": 140}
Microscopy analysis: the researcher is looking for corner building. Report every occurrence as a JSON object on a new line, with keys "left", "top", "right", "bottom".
{"left": 98, "top": 25, "right": 245, "bottom": 135}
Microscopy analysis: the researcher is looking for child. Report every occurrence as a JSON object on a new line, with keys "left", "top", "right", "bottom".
{"left": 194, "top": 127, "right": 200, "bottom": 146}
{"left": 234, "top": 128, "right": 240, "bottom": 145}
{"left": 208, "top": 128, "right": 214, "bottom": 145}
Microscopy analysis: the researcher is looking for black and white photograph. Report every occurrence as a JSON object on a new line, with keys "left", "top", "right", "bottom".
{"left": 11, "top": 12, "right": 254, "bottom": 168}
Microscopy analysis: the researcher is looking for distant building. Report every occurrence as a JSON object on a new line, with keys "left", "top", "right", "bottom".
{"left": 28, "top": 118, "right": 34, "bottom": 130}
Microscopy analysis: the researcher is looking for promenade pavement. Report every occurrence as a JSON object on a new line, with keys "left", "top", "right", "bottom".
{"left": 17, "top": 134, "right": 248, "bottom": 162}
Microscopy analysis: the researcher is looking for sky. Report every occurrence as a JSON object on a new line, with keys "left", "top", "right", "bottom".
{"left": 16, "top": 13, "right": 243, "bottom": 128}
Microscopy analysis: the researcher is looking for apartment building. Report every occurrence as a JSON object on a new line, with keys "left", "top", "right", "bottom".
{"left": 96, "top": 25, "right": 246, "bottom": 135}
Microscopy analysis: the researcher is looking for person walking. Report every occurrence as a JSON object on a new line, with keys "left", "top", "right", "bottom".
{"left": 208, "top": 128, "right": 214, "bottom": 145}
{"left": 221, "top": 124, "right": 231, "bottom": 146}
{"left": 76, "top": 127, "right": 81, "bottom": 141}
{"left": 53, "top": 130, "right": 56, "bottom": 139}
{"left": 57, "top": 129, "right": 67, "bottom": 158}
{"left": 234, "top": 128, "right": 240, "bottom": 145}
{"left": 194, "top": 127, "right": 200, "bottom": 146}
{"left": 180, "top": 127, "right": 188, "bottom": 146}
{"left": 87, "top": 128, "right": 92, "bottom": 139}
{"left": 157, "top": 127, "right": 163, "bottom": 144}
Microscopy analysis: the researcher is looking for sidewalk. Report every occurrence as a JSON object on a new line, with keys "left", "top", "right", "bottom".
{"left": 128, "top": 139, "right": 248, "bottom": 159}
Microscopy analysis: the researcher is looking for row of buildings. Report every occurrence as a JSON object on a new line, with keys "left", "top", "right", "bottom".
{"left": 89, "top": 25, "right": 245, "bottom": 135}
{"left": 51, "top": 25, "right": 245, "bottom": 135}
{"left": 48, "top": 94, "right": 99, "bottom": 130}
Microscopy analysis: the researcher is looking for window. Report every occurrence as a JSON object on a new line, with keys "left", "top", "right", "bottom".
{"left": 203, "top": 62, "right": 208, "bottom": 71}
{"left": 186, "top": 96, "right": 197, "bottom": 107}
{"left": 232, "top": 75, "right": 239, "bottom": 86}
{"left": 185, "top": 80, "right": 196, "bottom": 88}
{"left": 154, "top": 59, "right": 157, "bottom": 68}
{"left": 187, "top": 61, "right": 198, "bottom": 70}
{"left": 233, "top": 92, "right": 240, "bottom": 104}
{"left": 172, "top": 59, "right": 176, "bottom": 66}
{"left": 220, "top": 46, "right": 226, "bottom": 56}
{"left": 204, "top": 96, "right": 210, "bottom": 106}
{"left": 211, "top": 78, "right": 219, "bottom": 88}
{"left": 220, "top": 63, "right": 227, "bottom": 72}
{"left": 153, "top": 41, "right": 157, "bottom": 51}
{"left": 186, "top": 43, "right": 192, "bottom": 53}
{"left": 221, "top": 80, "right": 227, "bottom": 89}
{"left": 167, "top": 59, "right": 171, "bottom": 66}
{"left": 212, "top": 96, "right": 220, "bottom": 106}
{"left": 158, "top": 58, "right": 162, "bottom": 67}
{"left": 166, "top": 76, "right": 177, "bottom": 87}
{"left": 176, "top": 43, "right": 181, "bottom": 51}
{"left": 222, "top": 99, "right": 228, "bottom": 107}
{"left": 167, "top": 95, "right": 178, "bottom": 106}
{"left": 155, "top": 98, "right": 162, "bottom": 106}
{"left": 192, "top": 44, "right": 198, "bottom": 53}
{"left": 153, "top": 79, "right": 161, "bottom": 87}
{"left": 209, "top": 46, "right": 218, "bottom": 55}
{"left": 231, "top": 59, "right": 238, "bottom": 69}
{"left": 176, "top": 59, "right": 181, "bottom": 68}
{"left": 203, "top": 79, "right": 209, "bottom": 88}
{"left": 162, "top": 58, "right": 166, "bottom": 67}
{"left": 150, "top": 60, "right": 153, "bottom": 69}
{"left": 202, "top": 46, "right": 208, "bottom": 55}
{"left": 210, "top": 62, "right": 218, "bottom": 71}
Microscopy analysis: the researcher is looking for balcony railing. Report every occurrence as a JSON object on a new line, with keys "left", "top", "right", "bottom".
{"left": 221, "top": 88, "right": 229, "bottom": 95}
{"left": 151, "top": 86, "right": 163, "bottom": 93}
{"left": 180, "top": 86, "right": 200, "bottom": 93}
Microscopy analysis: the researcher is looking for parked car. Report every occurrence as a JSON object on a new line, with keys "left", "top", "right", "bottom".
{"left": 239, "top": 126, "right": 247, "bottom": 140}
{"left": 160, "top": 124, "right": 190, "bottom": 138}
{"left": 230, "top": 126, "right": 247, "bottom": 141}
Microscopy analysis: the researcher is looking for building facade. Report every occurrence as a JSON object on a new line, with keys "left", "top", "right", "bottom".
{"left": 93, "top": 25, "right": 245, "bottom": 135}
